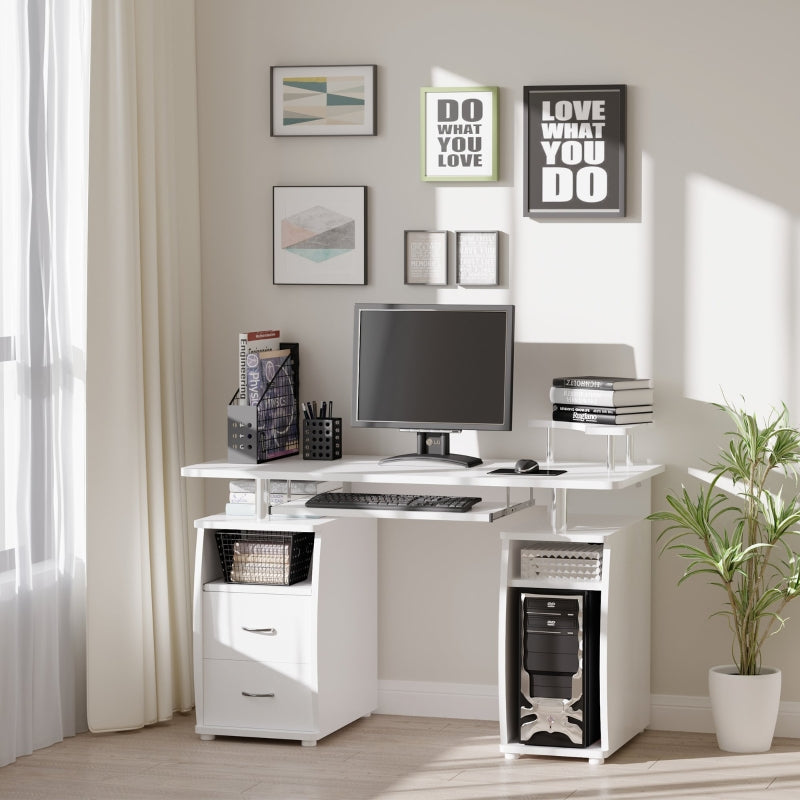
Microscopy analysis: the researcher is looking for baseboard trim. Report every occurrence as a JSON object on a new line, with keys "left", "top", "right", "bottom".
{"left": 650, "top": 693, "right": 800, "bottom": 738}
{"left": 377, "top": 680, "right": 499, "bottom": 721}
{"left": 377, "top": 682, "right": 800, "bottom": 737}
{"left": 649, "top": 694, "right": 714, "bottom": 733}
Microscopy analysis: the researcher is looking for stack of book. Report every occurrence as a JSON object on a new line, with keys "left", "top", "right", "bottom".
{"left": 226, "top": 479, "right": 342, "bottom": 516}
{"left": 549, "top": 376, "right": 654, "bottom": 425}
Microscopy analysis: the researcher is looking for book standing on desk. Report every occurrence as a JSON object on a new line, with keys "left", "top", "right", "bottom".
{"left": 237, "top": 329, "right": 281, "bottom": 404}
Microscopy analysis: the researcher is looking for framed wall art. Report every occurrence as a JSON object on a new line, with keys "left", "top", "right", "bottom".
{"left": 273, "top": 186, "right": 367, "bottom": 285}
{"left": 270, "top": 65, "right": 377, "bottom": 136}
{"left": 420, "top": 86, "right": 498, "bottom": 181}
{"left": 404, "top": 230, "right": 448, "bottom": 285}
{"left": 455, "top": 231, "right": 499, "bottom": 286}
{"left": 524, "top": 84, "right": 626, "bottom": 218}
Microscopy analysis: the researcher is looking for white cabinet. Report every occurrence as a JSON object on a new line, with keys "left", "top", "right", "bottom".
{"left": 497, "top": 509, "right": 651, "bottom": 764}
{"left": 192, "top": 514, "right": 377, "bottom": 745}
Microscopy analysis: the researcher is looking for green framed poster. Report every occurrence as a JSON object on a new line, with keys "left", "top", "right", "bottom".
{"left": 420, "top": 86, "right": 498, "bottom": 182}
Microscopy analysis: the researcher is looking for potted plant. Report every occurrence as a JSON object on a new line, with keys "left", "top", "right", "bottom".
{"left": 650, "top": 397, "right": 800, "bottom": 752}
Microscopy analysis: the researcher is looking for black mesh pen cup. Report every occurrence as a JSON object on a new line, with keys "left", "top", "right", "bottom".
{"left": 303, "top": 418, "right": 342, "bottom": 460}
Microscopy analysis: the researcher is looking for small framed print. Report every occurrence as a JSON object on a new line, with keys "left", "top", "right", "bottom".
{"left": 273, "top": 186, "right": 367, "bottom": 285}
{"left": 404, "top": 230, "right": 448, "bottom": 285}
{"left": 524, "top": 84, "right": 626, "bottom": 217}
{"left": 455, "top": 231, "right": 499, "bottom": 286}
{"left": 420, "top": 86, "right": 498, "bottom": 181}
{"left": 270, "top": 65, "right": 377, "bottom": 136}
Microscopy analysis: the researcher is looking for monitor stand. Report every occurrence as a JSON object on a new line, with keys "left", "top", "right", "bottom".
{"left": 378, "top": 431, "right": 482, "bottom": 468}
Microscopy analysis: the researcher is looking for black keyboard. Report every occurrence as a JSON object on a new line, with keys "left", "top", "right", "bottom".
{"left": 305, "top": 491, "right": 482, "bottom": 513}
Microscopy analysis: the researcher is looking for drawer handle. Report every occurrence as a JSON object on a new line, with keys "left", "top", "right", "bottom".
{"left": 241, "top": 626, "right": 277, "bottom": 635}
{"left": 241, "top": 691, "right": 275, "bottom": 698}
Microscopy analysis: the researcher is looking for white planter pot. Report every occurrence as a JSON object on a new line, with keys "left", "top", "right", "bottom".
{"left": 708, "top": 664, "right": 781, "bottom": 753}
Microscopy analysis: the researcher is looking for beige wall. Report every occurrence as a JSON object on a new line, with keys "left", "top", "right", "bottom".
{"left": 194, "top": 0, "right": 800, "bottom": 703}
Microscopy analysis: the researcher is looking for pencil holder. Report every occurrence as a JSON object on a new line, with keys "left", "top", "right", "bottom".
{"left": 303, "top": 418, "right": 342, "bottom": 460}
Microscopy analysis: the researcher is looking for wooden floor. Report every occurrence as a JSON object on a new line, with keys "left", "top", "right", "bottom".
{"left": 1, "top": 713, "right": 800, "bottom": 799}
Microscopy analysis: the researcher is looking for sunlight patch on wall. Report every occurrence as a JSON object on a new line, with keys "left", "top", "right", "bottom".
{"left": 685, "top": 175, "right": 791, "bottom": 413}
{"left": 427, "top": 70, "right": 514, "bottom": 309}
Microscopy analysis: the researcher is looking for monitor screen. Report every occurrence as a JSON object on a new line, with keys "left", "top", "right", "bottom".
{"left": 352, "top": 303, "right": 514, "bottom": 466}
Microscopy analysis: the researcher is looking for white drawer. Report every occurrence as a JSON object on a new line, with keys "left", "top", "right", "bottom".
{"left": 202, "top": 659, "right": 315, "bottom": 732}
{"left": 203, "top": 591, "right": 313, "bottom": 663}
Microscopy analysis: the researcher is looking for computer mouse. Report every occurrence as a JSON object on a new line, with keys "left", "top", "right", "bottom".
{"left": 514, "top": 459, "right": 540, "bottom": 474}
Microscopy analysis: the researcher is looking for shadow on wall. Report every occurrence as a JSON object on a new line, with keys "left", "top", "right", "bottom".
{"left": 510, "top": 343, "right": 730, "bottom": 471}
{"left": 471, "top": 341, "right": 639, "bottom": 462}
{"left": 512, "top": 341, "right": 639, "bottom": 421}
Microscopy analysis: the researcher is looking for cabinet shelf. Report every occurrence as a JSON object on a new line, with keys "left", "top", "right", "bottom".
{"left": 508, "top": 577, "right": 603, "bottom": 592}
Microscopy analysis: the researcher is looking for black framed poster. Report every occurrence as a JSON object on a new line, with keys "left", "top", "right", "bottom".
{"left": 524, "top": 84, "right": 626, "bottom": 218}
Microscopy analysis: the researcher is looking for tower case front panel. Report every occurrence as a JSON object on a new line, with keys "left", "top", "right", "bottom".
{"left": 519, "top": 589, "right": 600, "bottom": 748}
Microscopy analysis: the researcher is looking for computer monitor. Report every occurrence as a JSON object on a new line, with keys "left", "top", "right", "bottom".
{"left": 352, "top": 303, "right": 514, "bottom": 467}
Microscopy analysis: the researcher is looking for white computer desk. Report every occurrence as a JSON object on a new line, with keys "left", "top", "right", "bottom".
{"left": 181, "top": 454, "right": 664, "bottom": 764}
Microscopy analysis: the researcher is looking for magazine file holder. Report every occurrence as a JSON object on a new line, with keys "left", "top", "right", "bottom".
{"left": 227, "top": 352, "right": 298, "bottom": 464}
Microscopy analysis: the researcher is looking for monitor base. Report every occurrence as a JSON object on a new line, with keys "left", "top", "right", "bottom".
{"left": 378, "top": 432, "right": 482, "bottom": 469}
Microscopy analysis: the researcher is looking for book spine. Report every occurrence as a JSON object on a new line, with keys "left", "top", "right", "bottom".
{"left": 552, "top": 377, "right": 653, "bottom": 389}
{"left": 549, "top": 386, "right": 653, "bottom": 406}
{"left": 553, "top": 409, "right": 624, "bottom": 424}
{"left": 552, "top": 404, "right": 652, "bottom": 416}
{"left": 245, "top": 352, "right": 264, "bottom": 406}
{"left": 225, "top": 502, "right": 256, "bottom": 516}
{"left": 552, "top": 377, "right": 618, "bottom": 389}
{"left": 238, "top": 330, "right": 281, "bottom": 404}
{"left": 228, "top": 492, "right": 256, "bottom": 504}
{"left": 238, "top": 333, "right": 248, "bottom": 403}
{"left": 549, "top": 387, "right": 612, "bottom": 405}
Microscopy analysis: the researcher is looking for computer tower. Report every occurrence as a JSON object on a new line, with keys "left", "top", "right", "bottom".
{"left": 519, "top": 589, "right": 600, "bottom": 748}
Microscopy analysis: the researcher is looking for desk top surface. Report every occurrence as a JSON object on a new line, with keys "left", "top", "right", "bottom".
{"left": 182, "top": 455, "right": 664, "bottom": 492}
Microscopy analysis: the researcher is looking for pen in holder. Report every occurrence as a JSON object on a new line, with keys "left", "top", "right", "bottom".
{"left": 303, "top": 417, "right": 342, "bottom": 460}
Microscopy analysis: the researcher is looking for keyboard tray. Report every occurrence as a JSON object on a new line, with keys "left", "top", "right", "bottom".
{"left": 305, "top": 491, "right": 482, "bottom": 513}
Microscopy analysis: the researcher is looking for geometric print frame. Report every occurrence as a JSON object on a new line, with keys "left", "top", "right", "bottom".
{"left": 270, "top": 65, "right": 377, "bottom": 136}
{"left": 273, "top": 186, "right": 367, "bottom": 285}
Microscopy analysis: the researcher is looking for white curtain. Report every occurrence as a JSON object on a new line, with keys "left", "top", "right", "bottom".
{"left": 85, "top": 0, "right": 204, "bottom": 731}
{"left": 0, "top": 0, "right": 91, "bottom": 767}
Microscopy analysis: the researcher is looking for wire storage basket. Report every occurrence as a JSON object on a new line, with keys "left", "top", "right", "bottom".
{"left": 215, "top": 530, "right": 314, "bottom": 586}
{"left": 520, "top": 542, "right": 603, "bottom": 582}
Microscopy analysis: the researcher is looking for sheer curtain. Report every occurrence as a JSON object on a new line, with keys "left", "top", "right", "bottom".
{"left": 0, "top": 0, "right": 91, "bottom": 767}
{"left": 85, "top": 0, "right": 204, "bottom": 731}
